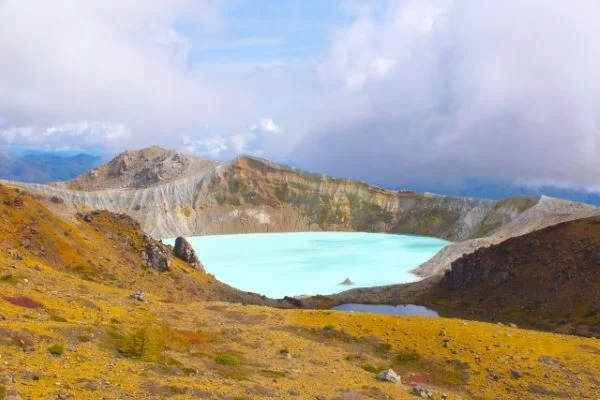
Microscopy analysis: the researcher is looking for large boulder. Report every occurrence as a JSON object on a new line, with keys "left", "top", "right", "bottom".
{"left": 376, "top": 368, "right": 401, "bottom": 384}
{"left": 173, "top": 236, "right": 205, "bottom": 271}
{"left": 141, "top": 242, "right": 171, "bottom": 272}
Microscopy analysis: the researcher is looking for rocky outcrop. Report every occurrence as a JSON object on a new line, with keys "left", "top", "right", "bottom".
{"left": 173, "top": 236, "right": 204, "bottom": 271}
{"left": 141, "top": 241, "right": 171, "bottom": 272}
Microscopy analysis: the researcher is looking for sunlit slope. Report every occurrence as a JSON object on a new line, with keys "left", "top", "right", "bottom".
{"left": 0, "top": 183, "right": 599, "bottom": 399}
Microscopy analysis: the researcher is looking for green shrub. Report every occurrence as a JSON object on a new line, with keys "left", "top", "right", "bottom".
{"left": 215, "top": 353, "right": 240, "bottom": 366}
{"left": 323, "top": 324, "right": 335, "bottom": 331}
{"left": 119, "top": 326, "right": 165, "bottom": 361}
{"left": 48, "top": 344, "right": 64, "bottom": 356}
{"left": 50, "top": 315, "right": 68, "bottom": 323}
{"left": 0, "top": 385, "right": 6, "bottom": 398}
{"left": 0, "top": 273, "right": 19, "bottom": 284}
{"left": 394, "top": 349, "right": 421, "bottom": 364}
{"left": 361, "top": 363, "right": 378, "bottom": 373}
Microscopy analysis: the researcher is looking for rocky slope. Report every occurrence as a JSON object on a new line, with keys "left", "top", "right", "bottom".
{"left": 1, "top": 182, "right": 599, "bottom": 399}
{"left": 437, "top": 215, "right": 600, "bottom": 337}
{"left": 0, "top": 183, "right": 287, "bottom": 307}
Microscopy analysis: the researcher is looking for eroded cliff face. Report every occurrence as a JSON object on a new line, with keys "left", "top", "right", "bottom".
{"left": 8, "top": 155, "right": 545, "bottom": 241}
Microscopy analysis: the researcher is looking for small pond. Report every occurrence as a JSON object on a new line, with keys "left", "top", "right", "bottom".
{"left": 332, "top": 304, "right": 439, "bottom": 317}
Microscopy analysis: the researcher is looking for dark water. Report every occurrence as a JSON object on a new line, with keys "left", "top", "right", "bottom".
{"left": 332, "top": 303, "right": 439, "bottom": 317}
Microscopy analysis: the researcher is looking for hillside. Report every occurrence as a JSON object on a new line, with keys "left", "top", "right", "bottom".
{"left": 0, "top": 183, "right": 289, "bottom": 307}
{"left": 436, "top": 216, "right": 600, "bottom": 337}
{"left": 1, "top": 183, "right": 599, "bottom": 399}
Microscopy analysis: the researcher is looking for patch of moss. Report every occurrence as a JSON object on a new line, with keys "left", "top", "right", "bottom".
{"left": 48, "top": 344, "right": 64, "bottom": 356}
{"left": 361, "top": 363, "right": 378, "bottom": 373}
{"left": 50, "top": 315, "right": 68, "bottom": 323}
{"left": 393, "top": 348, "right": 421, "bottom": 364}
{"left": 215, "top": 353, "right": 241, "bottom": 366}
{"left": 0, "top": 273, "right": 20, "bottom": 284}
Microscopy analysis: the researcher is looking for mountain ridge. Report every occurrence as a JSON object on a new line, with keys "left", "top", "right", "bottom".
{"left": 4, "top": 146, "right": 598, "bottom": 280}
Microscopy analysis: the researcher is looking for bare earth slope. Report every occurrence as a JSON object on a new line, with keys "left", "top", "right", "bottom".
{"left": 1, "top": 183, "right": 599, "bottom": 399}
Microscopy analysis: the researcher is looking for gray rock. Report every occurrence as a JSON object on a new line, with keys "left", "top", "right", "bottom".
{"left": 128, "top": 291, "right": 146, "bottom": 302}
{"left": 511, "top": 368, "right": 522, "bottom": 378}
{"left": 410, "top": 386, "right": 433, "bottom": 398}
{"left": 173, "top": 236, "right": 204, "bottom": 271}
{"left": 339, "top": 277, "right": 355, "bottom": 286}
{"left": 376, "top": 368, "right": 401, "bottom": 384}
{"left": 141, "top": 242, "right": 171, "bottom": 272}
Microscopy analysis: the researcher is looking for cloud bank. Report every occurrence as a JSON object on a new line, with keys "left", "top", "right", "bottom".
{"left": 282, "top": 0, "right": 600, "bottom": 188}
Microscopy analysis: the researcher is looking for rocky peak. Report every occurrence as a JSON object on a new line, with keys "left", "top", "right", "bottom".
{"left": 60, "top": 146, "right": 217, "bottom": 191}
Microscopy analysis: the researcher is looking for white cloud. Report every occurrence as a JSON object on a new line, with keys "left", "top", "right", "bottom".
{"left": 254, "top": 119, "right": 281, "bottom": 134}
{"left": 1, "top": 122, "right": 130, "bottom": 148}
{"left": 183, "top": 135, "right": 228, "bottom": 158}
{"left": 281, "top": 0, "right": 600, "bottom": 189}
{"left": 0, "top": 0, "right": 253, "bottom": 150}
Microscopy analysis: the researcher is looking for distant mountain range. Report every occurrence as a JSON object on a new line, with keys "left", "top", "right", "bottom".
{"left": 402, "top": 179, "right": 600, "bottom": 206}
{"left": 0, "top": 150, "right": 103, "bottom": 183}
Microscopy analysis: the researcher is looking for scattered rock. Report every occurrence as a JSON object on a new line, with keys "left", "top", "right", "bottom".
{"left": 511, "top": 368, "right": 522, "bottom": 379}
{"left": 339, "top": 277, "right": 355, "bottom": 286}
{"left": 376, "top": 368, "right": 401, "bottom": 383}
{"left": 410, "top": 386, "right": 434, "bottom": 398}
{"left": 22, "top": 372, "right": 40, "bottom": 381}
{"left": 173, "top": 237, "right": 204, "bottom": 271}
{"left": 82, "top": 213, "right": 94, "bottom": 223}
{"left": 6, "top": 249, "right": 22, "bottom": 261}
{"left": 128, "top": 291, "right": 146, "bottom": 302}
{"left": 3, "top": 198, "right": 24, "bottom": 207}
{"left": 141, "top": 242, "right": 171, "bottom": 272}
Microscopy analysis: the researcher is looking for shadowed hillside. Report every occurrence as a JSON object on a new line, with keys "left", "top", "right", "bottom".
{"left": 437, "top": 216, "right": 600, "bottom": 337}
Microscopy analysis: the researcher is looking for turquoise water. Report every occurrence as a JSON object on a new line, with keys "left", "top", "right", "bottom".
{"left": 165, "top": 232, "right": 449, "bottom": 299}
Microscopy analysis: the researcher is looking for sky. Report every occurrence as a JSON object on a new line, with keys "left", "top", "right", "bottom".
{"left": 1, "top": 0, "right": 600, "bottom": 189}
